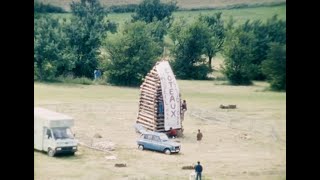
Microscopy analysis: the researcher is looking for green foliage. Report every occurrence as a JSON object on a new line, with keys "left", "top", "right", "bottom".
{"left": 132, "top": 0, "right": 178, "bottom": 23}
{"left": 222, "top": 27, "right": 256, "bottom": 85}
{"left": 103, "top": 21, "right": 162, "bottom": 86}
{"left": 238, "top": 15, "right": 286, "bottom": 80}
{"left": 107, "top": 4, "right": 138, "bottom": 13}
{"left": 262, "top": 43, "right": 286, "bottom": 91}
{"left": 222, "top": 15, "right": 286, "bottom": 85}
{"left": 265, "top": 15, "right": 286, "bottom": 44}
{"left": 178, "top": 1, "right": 286, "bottom": 11}
{"left": 66, "top": 0, "right": 117, "bottom": 78}
{"left": 170, "top": 19, "right": 212, "bottom": 79}
{"left": 56, "top": 76, "right": 93, "bottom": 85}
{"left": 198, "top": 13, "right": 226, "bottom": 68}
{"left": 34, "top": 15, "right": 75, "bottom": 80}
{"left": 34, "top": 2, "right": 66, "bottom": 13}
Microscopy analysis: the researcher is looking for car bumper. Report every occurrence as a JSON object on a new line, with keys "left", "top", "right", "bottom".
{"left": 171, "top": 149, "right": 180, "bottom": 153}
{"left": 55, "top": 146, "right": 77, "bottom": 154}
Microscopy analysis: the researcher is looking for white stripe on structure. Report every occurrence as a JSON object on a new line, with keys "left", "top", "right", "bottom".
{"left": 156, "top": 61, "right": 181, "bottom": 131}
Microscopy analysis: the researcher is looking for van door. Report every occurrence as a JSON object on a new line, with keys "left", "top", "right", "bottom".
{"left": 43, "top": 127, "right": 53, "bottom": 152}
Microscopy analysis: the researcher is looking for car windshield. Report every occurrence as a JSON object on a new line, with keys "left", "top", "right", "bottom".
{"left": 52, "top": 127, "right": 74, "bottom": 140}
{"left": 159, "top": 134, "right": 169, "bottom": 141}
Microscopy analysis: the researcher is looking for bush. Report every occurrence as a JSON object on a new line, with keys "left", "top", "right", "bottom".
{"left": 34, "top": 2, "right": 66, "bottom": 13}
{"left": 222, "top": 28, "right": 256, "bottom": 85}
{"left": 107, "top": 4, "right": 138, "bottom": 13}
{"left": 34, "top": 16, "right": 71, "bottom": 81}
{"left": 261, "top": 43, "right": 286, "bottom": 91}
{"left": 103, "top": 21, "right": 162, "bottom": 86}
{"left": 170, "top": 19, "right": 213, "bottom": 80}
{"left": 132, "top": 0, "right": 178, "bottom": 23}
{"left": 56, "top": 76, "right": 93, "bottom": 85}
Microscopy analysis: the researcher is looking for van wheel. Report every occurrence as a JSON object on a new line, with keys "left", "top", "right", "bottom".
{"left": 70, "top": 152, "right": 75, "bottom": 156}
{"left": 138, "top": 145, "right": 144, "bottom": 150}
{"left": 48, "top": 148, "right": 55, "bottom": 157}
{"left": 164, "top": 148, "right": 171, "bottom": 155}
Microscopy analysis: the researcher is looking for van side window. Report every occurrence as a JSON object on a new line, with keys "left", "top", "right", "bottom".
{"left": 46, "top": 129, "right": 52, "bottom": 138}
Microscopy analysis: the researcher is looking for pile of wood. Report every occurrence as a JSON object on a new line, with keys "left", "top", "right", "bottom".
{"left": 220, "top": 104, "right": 237, "bottom": 109}
{"left": 136, "top": 65, "right": 166, "bottom": 132}
{"left": 182, "top": 165, "right": 194, "bottom": 170}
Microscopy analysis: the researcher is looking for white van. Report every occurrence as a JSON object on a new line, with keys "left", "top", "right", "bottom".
{"left": 34, "top": 107, "right": 78, "bottom": 157}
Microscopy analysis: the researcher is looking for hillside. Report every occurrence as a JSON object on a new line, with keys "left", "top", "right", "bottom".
{"left": 36, "top": 0, "right": 286, "bottom": 11}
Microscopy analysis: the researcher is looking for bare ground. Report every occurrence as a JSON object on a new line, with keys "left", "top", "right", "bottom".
{"left": 34, "top": 81, "right": 286, "bottom": 180}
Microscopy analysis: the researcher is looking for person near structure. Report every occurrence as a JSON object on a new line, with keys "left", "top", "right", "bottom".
{"left": 167, "top": 127, "right": 177, "bottom": 138}
{"left": 181, "top": 99, "right": 187, "bottom": 121}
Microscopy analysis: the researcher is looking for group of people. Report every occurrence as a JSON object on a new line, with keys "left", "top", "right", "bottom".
{"left": 164, "top": 98, "right": 204, "bottom": 180}
{"left": 166, "top": 99, "right": 187, "bottom": 138}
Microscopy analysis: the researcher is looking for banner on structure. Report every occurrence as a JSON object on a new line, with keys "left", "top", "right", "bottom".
{"left": 156, "top": 61, "right": 181, "bottom": 130}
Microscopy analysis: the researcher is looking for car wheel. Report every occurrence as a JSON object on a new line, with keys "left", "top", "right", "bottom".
{"left": 48, "top": 148, "right": 55, "bottom": 157}
{"left": 164, "top": 148, "right": 171, "bottom": 155}
{"left": 138, "top": 145, "right": 144, "bottom": 150}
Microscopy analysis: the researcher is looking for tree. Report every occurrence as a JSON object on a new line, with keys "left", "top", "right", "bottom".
{"left": 66, "top": 0, "right": 117, "bottom": 78}
{"left": 132, "top": 0, "right": 178, "bottom": 23}
{"left": 238, "top": 16, "right": 286, "bottom": 80}
{"left": 198, "top": 13, "right": 225, "bottom": 69}
{"left": 222, "top": 27, "right": 256, "bottom": 85}
{"left": 34, "top": 15, "right": 74, "bottom": 80}
{"left": 265, "top": 15, "right": 286, "bottom": 44}
{"left": 102, "top": 21, "right": 162, "bottom": 86}
{"left": 261, "top": 43, "right": 286, "bottom": 91}
{"left": 170, "top": 20, "right": 212, "bottom": 79}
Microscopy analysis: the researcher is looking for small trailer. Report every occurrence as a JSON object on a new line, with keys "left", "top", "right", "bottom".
{"left": 34, "top": 107, "right": 78, "bottom": 157}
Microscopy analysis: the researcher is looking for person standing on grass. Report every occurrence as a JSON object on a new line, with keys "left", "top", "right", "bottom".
{"left": 181, "top": 99, "right": 187, "bottom": 121}
{"left": 194, "top": 161, "right": 203, "bottom": 180}
{"left": 197, "top": 129, "right": 203, "bottom": 142}
{"left": 94, "top": 69, "right": 98, "bottom": 80}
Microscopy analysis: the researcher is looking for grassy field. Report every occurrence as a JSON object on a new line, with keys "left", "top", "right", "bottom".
{"left": 51, "top": 4, "right": 286, "bottom": 28}
{"left": 37, "top": 0, "right": 285, "bottom": 11}
{"left": 34, "top": 78, "right": 286, "bottom": 180}
{"left": 35, "top": 1, "right": 286, "bottom": 179}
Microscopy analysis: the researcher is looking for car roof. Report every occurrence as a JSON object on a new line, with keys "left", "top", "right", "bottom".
{"left": 142, "top": 131, "right": 166, "bottom": 136}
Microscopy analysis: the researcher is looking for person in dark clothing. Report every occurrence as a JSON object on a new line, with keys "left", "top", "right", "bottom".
{"left": 158, "top": 99, "right": 164, "bottom": 115}
{"left": 182, "top": 100, "right": 187, "bottom": 111}
{"left": 197, "top": 129, "right": 203, "bottom": 142}
{"left": 167, "top": 127, "right": 177, "bottom": 138}
{"left": 181, "top": 99, "right": 187, "bottom": 121}
{"left": 194, "top": 161, "right": 203, "bottom": 180}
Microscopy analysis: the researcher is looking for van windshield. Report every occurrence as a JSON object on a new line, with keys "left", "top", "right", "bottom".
{"left": 52, "top": 127, "right": 74, "bottom": 140}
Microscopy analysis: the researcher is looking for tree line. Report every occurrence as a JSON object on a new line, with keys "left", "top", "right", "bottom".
{"left": 34, "top": 1, "right": 66, "bottom": 13}
{"left": 34, "top": 0, "right": 286, "bottom": 91}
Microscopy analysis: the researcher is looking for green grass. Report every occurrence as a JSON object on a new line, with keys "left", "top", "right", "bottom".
{"left": 174, "top": 5, "right": 286, "bottom": 25}
{"left": 49, "top": 4, "right": 286, "bottom": 27}
{"left": 37, "top": 0, "right": 285, "bottom": 11}
{"left": 34, "top": 79, "right": 286, "bottom": 180}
